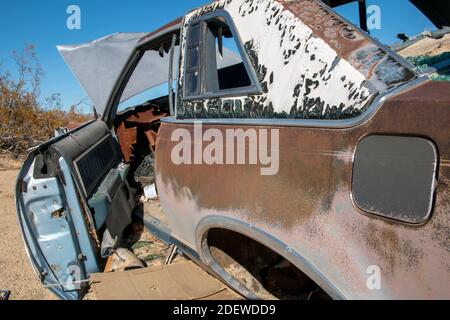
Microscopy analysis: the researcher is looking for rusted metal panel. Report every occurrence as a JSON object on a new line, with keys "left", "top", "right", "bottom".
{"left": 176, "top": 0, "right": 417, "bottom": 121}
{"left": 144, "top": 130, "right": 158, "bottom": 148}
{"left": 155, "top": 80, "right": 450, "bottom": 299}
{"left": 115, "top": 105, "right": 167, "bottom": 162}
{"left": 116, "top": 122, "right": 137, "bottom": 163}
{"left": 277, "top": 0, "right": 416, "bottom": 87}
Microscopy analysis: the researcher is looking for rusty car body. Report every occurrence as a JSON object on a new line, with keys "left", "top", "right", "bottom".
{"left": 16, "top": 0, "right": 450, "bottom": 299}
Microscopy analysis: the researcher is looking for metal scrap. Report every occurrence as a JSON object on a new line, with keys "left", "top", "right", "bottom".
{"left": 0, "top": 290, "right": 11, "bottom": 301}
{"left": 164, "top": 244, "right": 178, "bottom": 265}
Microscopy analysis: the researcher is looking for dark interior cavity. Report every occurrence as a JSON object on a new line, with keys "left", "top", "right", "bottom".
{"left": 206, "top": 228, "right": 331, "bottom": 300}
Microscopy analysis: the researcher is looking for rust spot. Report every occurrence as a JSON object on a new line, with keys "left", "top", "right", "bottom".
{"left": 277, "top": 0, "right": 416, "bottom": 88}
{"left": 158, "top": 125, "right": 343, "bottom": 230}
{"left": 362, "top": 221, "right": 424, "bottom": 276}
{"left": 432, "top": 167, "right": 450, "bottom": 253}
{"left": 115, "top": 103, "right": 167, "bottom": 163}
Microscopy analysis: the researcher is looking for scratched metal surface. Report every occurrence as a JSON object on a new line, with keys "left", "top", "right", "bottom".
{"left": 156, "top": 80, "right": 450, "bottom": 299}
{"left": 176, "top": 0, "right": 417, "bottom": 120}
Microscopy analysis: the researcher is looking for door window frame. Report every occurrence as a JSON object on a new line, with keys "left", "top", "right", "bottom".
{"left": 103, "top": 24, "right": 182, "bottom": 126}
{"left": 182, "top": 10, "right": 262, "bottom": 101}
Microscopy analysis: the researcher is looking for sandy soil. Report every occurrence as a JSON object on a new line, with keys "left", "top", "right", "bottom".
{"left": 0, "top": 155, "right": 56, "bottom": 300}
{"left": 398, "top": 33, "right": 450, "bottom": 57}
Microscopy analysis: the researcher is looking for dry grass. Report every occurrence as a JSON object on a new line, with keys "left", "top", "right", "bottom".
{"left": 0, "top": 44, "right": 92, "bottom": 157}
{"left": 0, "top": 104, "right": 91, "bottom": 157}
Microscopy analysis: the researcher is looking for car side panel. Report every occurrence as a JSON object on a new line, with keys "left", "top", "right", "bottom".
{"left": 155, "top": 80, "right": 450, "bottom": 299}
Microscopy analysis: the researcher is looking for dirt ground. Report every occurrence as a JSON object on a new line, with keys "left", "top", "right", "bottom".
{"left": 0, "top": 155, "right": 57, "bottom": 300}
{"left": 398, "top": 33, "right": 450, "bottom": 57}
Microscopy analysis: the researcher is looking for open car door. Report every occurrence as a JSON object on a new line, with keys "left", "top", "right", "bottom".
{"left": 15, "top": 26, "right": 239, "bottom": 300}
{"left": 14, "top": 28, "right": 190, "bottom": 299}
{"left": 14, "top": 33, "right": 149, "bottom": 299}
{"left": 15, "top": 119, "right": 135, "bottom": 299}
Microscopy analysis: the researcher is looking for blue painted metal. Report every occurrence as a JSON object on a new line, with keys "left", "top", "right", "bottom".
{"left": 15, "top": 151, "right": 100, "bottom": 300}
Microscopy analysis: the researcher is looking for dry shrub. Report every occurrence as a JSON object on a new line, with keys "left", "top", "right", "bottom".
{"left": 0, "top": 45, "right": 92, "bottom": 157}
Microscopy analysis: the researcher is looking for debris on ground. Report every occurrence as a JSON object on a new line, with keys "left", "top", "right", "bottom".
{"left": 124, "top": 224, "right": 186, "bottom": 267}
{"left": 143, "top": 183, "right": 158, "bottom": 201}
{"left": 83, "top": 200, "right": 188, "bottom": 299}
{"left": 104, "top": 248, "right": 144, "bottom": 272}
{"left": 90, "top": 261, "right": 242, "bottom": 300}
{"left": 164, "top": 244, "right": 178, "bottom": 265}
{"left": 0, "top": 290, "right": 11, "bottom": 301}
{"left": 85, "top": 218, "right": 241, "bottom": 300}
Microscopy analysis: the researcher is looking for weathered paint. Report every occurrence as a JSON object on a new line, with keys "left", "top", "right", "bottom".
{"left": 137, "top": 17, "right": 183, "bottom": 46}
{"left": 156, "top": 80, "right": 450, "bottom": 299}
{"left": 176, "top": 0, "right": 417, "bottom": 120}
{"left": 115, "top": 104, "right": 167, "bottom": 163}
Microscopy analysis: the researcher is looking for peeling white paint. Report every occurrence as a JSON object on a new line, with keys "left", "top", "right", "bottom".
{"left": 178, "top": 0, "right": 376, "bottom": 119}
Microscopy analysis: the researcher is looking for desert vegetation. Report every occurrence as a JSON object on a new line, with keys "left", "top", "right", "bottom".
{"left": 0, "top": 45, "right": 92, "bottom": 157}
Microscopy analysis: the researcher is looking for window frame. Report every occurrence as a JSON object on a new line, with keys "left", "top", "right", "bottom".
{"left": 103, "top": 23, "right": 181, "bottom": 126}
{"left": 184, "top": 22, "right": 201, "bottom": 96}
{"left": 162, "top": 2, "right": 427, "bottom": 127}
{"left": 182, "top": 10, "right": 262, "bottom": 101}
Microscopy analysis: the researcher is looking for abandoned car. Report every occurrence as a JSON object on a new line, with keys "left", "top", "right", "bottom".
{"left": 16, "top": 0, "right": 450, "bottom": 299}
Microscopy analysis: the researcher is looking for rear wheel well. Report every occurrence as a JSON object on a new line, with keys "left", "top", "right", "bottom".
{"left": 204, "top": 228, "right": 331, "bottom": 300}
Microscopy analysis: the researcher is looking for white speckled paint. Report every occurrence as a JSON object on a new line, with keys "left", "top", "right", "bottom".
{"left": 177, "top": 0, "right": 376, "bottom": 119}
